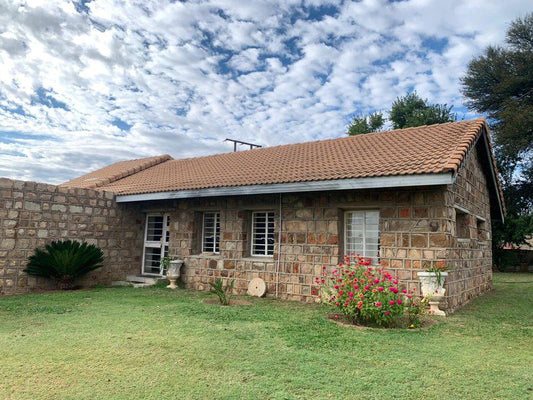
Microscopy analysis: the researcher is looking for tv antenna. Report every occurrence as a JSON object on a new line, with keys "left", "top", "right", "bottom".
{"left": 224, "top": 138, "right": 262, "bottom": 152}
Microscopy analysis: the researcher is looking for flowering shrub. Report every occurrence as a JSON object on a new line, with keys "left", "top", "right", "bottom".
{"left": 316, "top": 255, "right": 407, "bottom": 327}
{"left": 403, "top": 289, "right": 427, "bottom": 327}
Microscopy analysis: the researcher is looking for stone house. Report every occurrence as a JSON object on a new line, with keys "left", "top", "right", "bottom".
{"left": 1, "top": 119, "right": 504, "bottom": 311}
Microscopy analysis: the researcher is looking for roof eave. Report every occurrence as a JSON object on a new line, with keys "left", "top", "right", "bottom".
{"left": 115, "top": 173, "right": 454, "bottom": 203}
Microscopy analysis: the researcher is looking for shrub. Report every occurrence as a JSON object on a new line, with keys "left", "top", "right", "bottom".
{"left": 317, "top": 255, "right": 407, "bottom": 327}
{"left": 24, "top": 240, "right": 104, "bottom": 290}
{"left": 209, "top": 278, "right": 234, "bottom": 306}
{"left": 403, "top": 290, "right": 427, "bottom": 328}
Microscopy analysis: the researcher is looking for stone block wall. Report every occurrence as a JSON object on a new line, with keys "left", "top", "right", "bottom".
{"left": 0, "top": 178, "right": 143, "bottom": 294}
{"left": 444, "top": 145, "right": 493, "bottom": 310}
{"left": 148, "top": 185, "right": 454, "bottom": 303}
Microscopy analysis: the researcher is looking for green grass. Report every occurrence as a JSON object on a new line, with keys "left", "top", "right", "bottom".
{"left": 0, "top": 273, "right": 531, "bottom": 400}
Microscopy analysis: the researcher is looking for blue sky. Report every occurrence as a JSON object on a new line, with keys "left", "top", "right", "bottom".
{"left": 0, "top": 0, "right": 530, "bottom": 183}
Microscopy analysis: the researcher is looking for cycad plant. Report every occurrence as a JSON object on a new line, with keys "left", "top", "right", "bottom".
{"left": 209, "top": 278, "right": 235, "bottom": 305}
{"left": 24, "top": 240, "right": 104, "bottom": 289}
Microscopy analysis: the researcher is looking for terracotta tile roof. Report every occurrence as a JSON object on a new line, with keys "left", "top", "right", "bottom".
{"left": 65, "top": 119, "right": 500, "bottom": 200}
{"left": 61, "top": 154, "right": 172, "bottom": 189}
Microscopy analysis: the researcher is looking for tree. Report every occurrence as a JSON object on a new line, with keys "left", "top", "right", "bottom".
{"left": 461, "top": 13, "right": 533, "bottom": 270}
{"left": 346, "top": 92, "right": 456, "bottom": 135}
{"left": 347, "top": 112, "right": 384, "bottom": 136}
{"left": 389, "top": 92, "right": 456, "bottom": 129}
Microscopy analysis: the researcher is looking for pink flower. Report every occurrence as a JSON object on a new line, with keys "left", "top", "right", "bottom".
{"left": 375, "top": 302, "right": 382, "bottom": 307}
{"left": 334, "top": 285, "right": 339, "bottom": 289}
{"left": 389, "top": 300, "right": 395, "bottom": 305}
{"left": 377, "top": 287, "right": 384, "bottom": 292}
{"left": 374, "top": 279, "right": 380, "bottom": 284}
{"left": 389, "top": 287, "right": 399, "bottom": 294}
{"left": 402, "top": 289, "right": 407, "bottom": 294}
{"left": 385, "top": 311, "right": 390, "bottom": 316}
{"left": 349, "top": 292, "right": 354, "bottom": 298}
{"left": 397, "top": 299, "right": 403, "bottom": 305}
{"left": 357, "top": 301, "right": 363, "bottom": 309}
{"left": 338, "top": 290, "right": 344, "bottom": 295}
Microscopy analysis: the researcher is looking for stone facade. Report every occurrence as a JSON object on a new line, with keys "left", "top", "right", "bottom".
{"left": 0, "top": 178, "right": 143, "bottom": 294}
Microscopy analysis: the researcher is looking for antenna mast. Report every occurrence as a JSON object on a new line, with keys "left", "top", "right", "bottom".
{"left": 224, "top": 138, "right": 262, "bottom": 152}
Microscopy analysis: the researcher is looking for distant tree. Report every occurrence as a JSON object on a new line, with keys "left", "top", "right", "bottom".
{"left": 461, "top": 13, "right": 533, "bottom": 270}
{"left": 347, "top": 112, "right": 384, "bottom": 136}
{"left": 389, "top": 92, "right": 456, "bottom": 129}
{"left": 347, "top": 92, "right": 456, "bottom": 136}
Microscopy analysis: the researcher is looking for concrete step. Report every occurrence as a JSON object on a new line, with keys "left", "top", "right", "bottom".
{"left": 125, "top": 274, "right": 162, "bottom": 286}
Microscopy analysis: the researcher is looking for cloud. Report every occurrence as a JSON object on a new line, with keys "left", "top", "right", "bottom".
{"left": 0, "top": 0, "right": 530, "bottom": 183}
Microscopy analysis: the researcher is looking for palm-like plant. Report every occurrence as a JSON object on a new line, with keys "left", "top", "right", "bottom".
{"left": 24, "top": 240, "right": 104, "bottom": 289}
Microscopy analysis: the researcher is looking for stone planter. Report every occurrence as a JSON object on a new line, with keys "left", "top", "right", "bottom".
{"left": 166, "top": 260, "right": 183, "bottom": 289}
{"left": 417, "top": 271, "right": 449, "bottom": 317}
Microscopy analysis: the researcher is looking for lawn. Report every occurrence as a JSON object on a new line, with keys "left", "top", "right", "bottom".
{"left": 0, "top": 273, "right": 531, "bottom": 400}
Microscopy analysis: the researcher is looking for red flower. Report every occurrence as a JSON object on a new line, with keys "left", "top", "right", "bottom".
{"left": 377, "top": 287, "right": 384, "bottom": 292}
{"left": 389, "top": 300, "right": 395, "bottom": 305}
{"left": 357, "top": 301, "right": 363, "bottom": 309}
{"left": 397, "top": 299, "right": 403, "bottom": 305}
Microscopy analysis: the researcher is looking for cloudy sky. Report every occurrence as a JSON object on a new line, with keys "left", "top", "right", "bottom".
{"left": 0, "top": 0, "right": 530, "bottom": 184}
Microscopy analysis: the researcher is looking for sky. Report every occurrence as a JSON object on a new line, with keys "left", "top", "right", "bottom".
{"left": 0, "top": 0, "right": 530, "bottom": 184}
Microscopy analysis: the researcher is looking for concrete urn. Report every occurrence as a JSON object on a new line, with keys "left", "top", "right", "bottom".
{"left": 417, "top": 271, "right": 449, "bottom": 317}
{"left": 166, "top": 260, "right": 184, "bottom": 289}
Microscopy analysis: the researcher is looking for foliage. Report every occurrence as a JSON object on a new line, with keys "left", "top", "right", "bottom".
{"left": 389, "top": 92, "right": 456, "bottom": 129}
{"left": 317, "top": 255, "right": 409, "bottom": 327}
{"left": 347, "top": 112, "right": 384, "bottom": 135}
{"left": 403, "top": 292, "right": 428, "bottom": 328}
{"left": 424, "top": 263, "right": 450, "bottom": 287}
{"left": 346, "top": 92, "right": 456, "bottom": 136}
{"left": 160, "top": 256, "right": 172, "bottom": 275}
{"left": 209, "top": 278, "right": 235, "bottom": 305}
{"left": 461, "top": 13, "right": 533, "bottom": 261}
{"left": 24, "top": 240, "right": 104, "bottom": 289}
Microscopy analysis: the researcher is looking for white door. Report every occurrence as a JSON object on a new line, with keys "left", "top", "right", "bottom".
{"left": 142, "top": 214, "right": 170, "bottom": 275}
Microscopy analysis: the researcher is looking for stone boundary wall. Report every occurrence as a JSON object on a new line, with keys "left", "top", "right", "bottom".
{"left": 0, "top": 178, "right": 143, "bottom": 294}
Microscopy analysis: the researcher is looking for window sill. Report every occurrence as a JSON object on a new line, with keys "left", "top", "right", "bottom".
{"left": 241, "top": 256, "right": 274, "bottom": 262}
{"left": 186, "top": 253, "right": 221, "bottom": 259}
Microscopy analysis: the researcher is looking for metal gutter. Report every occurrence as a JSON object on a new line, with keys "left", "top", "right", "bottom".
{"left": 116, "top": 173, "right": 454, "bottom": 203}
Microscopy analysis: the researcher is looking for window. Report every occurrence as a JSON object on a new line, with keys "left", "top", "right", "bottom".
{"left": 251, "top": 211, "right": 275, "bottom": 256}
{"left": 202, "top": 212, "right": 220, "bottom": 253}
{"left": 476, "top": 216, "right": 486, "bottom": 241}
{"left": 455, "top": 208, "right": 470, "bottom": 239}
{"left": 344, "top": 210, "right": 379, "bottom": 261}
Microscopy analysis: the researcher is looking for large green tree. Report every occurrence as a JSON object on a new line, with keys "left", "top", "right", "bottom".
{"left": 461, "top": 13, "right": 533, "bottom": 269}
{"left": 347, "top": 92, "right": 456, "bottom": 136}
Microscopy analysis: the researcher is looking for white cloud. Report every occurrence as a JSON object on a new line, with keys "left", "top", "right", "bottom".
{"left": 0, "top": 0, "right": 530, "bottom": 183}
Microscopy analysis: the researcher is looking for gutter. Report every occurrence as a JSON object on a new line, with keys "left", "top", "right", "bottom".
{"left": 116, "top": 173, "right": 454, "bottom": 203}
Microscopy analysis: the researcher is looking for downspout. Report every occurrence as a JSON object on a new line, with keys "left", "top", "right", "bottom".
{"left": 275, "top": 193, "right": 282, "bottom": 298}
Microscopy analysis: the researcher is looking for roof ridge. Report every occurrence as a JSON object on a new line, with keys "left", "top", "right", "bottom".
{"left": 91, "top": 154, "right": 172, "bottom": 188}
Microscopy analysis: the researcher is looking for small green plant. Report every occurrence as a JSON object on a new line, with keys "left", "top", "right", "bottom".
{"left": 404, "top": 291, "right": 428, "bottom": 328}
{"left": 209, "top": 278, "right": 235, "bottom": 306}
{"left": 160, "top": 257, "right": 172, "bottom": 275}
{"left": 425, "top": 263, "right": 449, "bottom": 287}
{"left": 24, "top": 240, "right": 104, "bottom": 290}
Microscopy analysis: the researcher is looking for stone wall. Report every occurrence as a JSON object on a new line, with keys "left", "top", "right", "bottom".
{"left": 445, "top": 145, "right": 493, "bottom": 310}
{"left": 143, "top": 185, "right": 453, "bottom": 303}
{"left": 0, "top": 178, "right": 143, "bottom": 294}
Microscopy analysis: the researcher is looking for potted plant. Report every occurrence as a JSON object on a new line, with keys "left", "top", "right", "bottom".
{"left": 417, "top": 263, "right": 449, "bottom": 316}
{"left": 160, "top": 257, "right": 183, "bottom": 289}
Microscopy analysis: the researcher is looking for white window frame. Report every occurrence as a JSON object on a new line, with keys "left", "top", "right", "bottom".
{"left": 202, "top": 212, "right": 220, "bottom": 254}
{"left": 251, "top": 211, "right": 275, "bottom": 257}
{"left": 142, "top": 213, "right": 170, "bottom": 276}
{"left": 344, "top": 210, "right": 380, "bottom": 261}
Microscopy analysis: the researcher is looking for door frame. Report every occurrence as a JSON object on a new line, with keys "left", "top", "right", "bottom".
{"left": 141, "top": 213, "right": 170, "bottom": 276}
